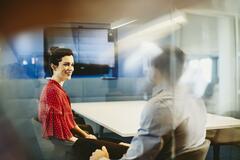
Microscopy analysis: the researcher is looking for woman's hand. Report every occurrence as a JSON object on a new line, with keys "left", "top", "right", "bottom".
{"left": 119, "top": 142, "right": 130, "bottom": 147}
{"left": 74, "top": 125, "right": 97, "bottom": 140}
{"left": 90, "top": 146, "right": 109, "bottom": 160}
{"left": 85, "top": 134, "right": 97, "bottom": 140}
{"left": 68, "top": 136, "right": 78, "bottom": 142}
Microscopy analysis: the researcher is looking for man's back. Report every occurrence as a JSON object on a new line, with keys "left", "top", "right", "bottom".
{"left": 153, "top": 86, "right": 207, "bottom": 159}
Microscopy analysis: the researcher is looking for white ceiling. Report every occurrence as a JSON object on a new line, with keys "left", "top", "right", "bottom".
{"left": 0, "top": 0, "right": 208, "bottom": 35}
{"left": 193, "top": 0, "right": 240, "bottom": 15}
{"left": 62, "top": 0, "right": 198, "bottom": 24}
{"left": 53, "top": 0, "right": 240, "bottom": 25}
{"left": 0, "top": 0, "right": 240, "bottom": 36}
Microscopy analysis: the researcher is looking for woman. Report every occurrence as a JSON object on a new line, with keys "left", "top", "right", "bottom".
{"left": 89, "top": 46, "right": 207, "bottom": 160}
{"left": 38, "top": 47, "right": 96, "bottom": 142}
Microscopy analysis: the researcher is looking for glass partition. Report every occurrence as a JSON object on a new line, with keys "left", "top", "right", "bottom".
{"left": 1, "top": 1, "right": 240, "bottom": 160}
{"left": 178, "top": 12, "right": 237, "bottom": 117}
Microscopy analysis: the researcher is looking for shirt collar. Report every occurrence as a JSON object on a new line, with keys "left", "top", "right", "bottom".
{"left": 49, "top": 79, "right": 63, "bottom": 90}
{"left": 152, "top": 84, "right": 166, "bottom": 97}
{"left": 152, "top": 81, "right": 175, "bottom": 97}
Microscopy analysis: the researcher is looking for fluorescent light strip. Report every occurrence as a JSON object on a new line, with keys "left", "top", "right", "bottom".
{"left": 111, "top": 19, "right": 137, "bottom": 29}
{"left": 117, "top": 12, "right": 187, "bottom": 51}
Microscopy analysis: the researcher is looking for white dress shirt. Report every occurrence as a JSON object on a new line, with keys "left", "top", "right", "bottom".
{"left": 119, "top": 84, "right": 207, "bottom": 160}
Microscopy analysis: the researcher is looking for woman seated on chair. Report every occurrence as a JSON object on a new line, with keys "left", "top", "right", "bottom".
{"left": 38, "top": 47, "right": 96, "bottom": 142}
{"left": 81, "top": 46, "right": 207, "bottom": 160}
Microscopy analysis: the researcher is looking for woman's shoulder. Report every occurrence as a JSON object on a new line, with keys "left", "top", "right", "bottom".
{"left": 42, "top": 81, "right": 62, "bottom": 96}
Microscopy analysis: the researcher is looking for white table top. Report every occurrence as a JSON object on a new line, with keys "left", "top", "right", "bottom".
{"left": 72, "top": 101, "right": 240, "bottom": 137}
{"left": 206, "top": 113, "right": 240, "bottom": 130}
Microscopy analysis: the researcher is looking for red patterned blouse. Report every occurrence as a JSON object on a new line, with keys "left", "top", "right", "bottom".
{"left": 38, "top": 79, "right": 76, "bottom": 140}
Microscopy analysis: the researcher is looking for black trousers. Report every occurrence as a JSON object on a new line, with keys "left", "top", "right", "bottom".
{"left": 68, "top": 137, "right": 129, "bottom": 160}
{"left": 50, "top": 138, "right": 74, "bottom": 160}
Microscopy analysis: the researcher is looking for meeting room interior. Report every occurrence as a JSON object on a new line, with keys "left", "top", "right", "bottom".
{"left": 1, "top": 0, "right": 240, "bottom": 160}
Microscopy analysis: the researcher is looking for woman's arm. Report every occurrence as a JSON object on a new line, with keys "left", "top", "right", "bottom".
{"left": 73, "top": 125, "right": 97, "bottom": 139}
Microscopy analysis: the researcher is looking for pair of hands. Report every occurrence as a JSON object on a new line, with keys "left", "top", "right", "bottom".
{"left": 90, "top": 146, "right": 109, "bottom": 160}
{"left": 90, "top": 142, "right": 130, "bottom": 160}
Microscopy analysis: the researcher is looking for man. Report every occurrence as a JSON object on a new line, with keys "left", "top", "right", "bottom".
{"left": 90, "top": 46, "right": 207, "bottom": 160}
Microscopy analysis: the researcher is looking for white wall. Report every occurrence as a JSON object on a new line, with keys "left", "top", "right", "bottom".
{"left": 218, "top": 16, "right": 237, "bottom": 115}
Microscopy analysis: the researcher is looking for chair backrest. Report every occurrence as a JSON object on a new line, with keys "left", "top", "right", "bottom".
{"left": 175, "top": 139, "right": 210, "bottom": 160}
{"left": 31, "top": 117, "right": 74, "bottom": 160}
{"left": 31, "top": 117, "right": 55, "bottom": 160}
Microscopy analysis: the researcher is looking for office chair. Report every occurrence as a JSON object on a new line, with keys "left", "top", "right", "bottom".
{"left": 175, "top": 139, "right": 210, "bottom": 160}
{"left": 31, "top": 117, "right": 73, "bottom": 160}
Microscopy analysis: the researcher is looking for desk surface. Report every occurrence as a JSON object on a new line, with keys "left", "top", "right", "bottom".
{"left": 72, "top": 101, "right": 240, "bottom": 137}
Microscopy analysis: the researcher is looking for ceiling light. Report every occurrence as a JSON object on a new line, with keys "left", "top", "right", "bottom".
{"left": 111, "top": 19, "right": 137, "bottom": 29}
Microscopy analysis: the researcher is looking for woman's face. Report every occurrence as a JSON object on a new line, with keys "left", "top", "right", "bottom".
{"left": 52, "top": 55, "right": 74, "bottom": 81}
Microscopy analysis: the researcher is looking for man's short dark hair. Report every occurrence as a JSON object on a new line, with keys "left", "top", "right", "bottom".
{"left": 151, "top": 46, "right": 185, "bottom": 82}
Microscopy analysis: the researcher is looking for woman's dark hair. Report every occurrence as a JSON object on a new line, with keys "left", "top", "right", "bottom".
{"left": 48, "top": 47, "right": 74, "bottom": 74}
{"left": 151, "top": 46, "right": 185, "bottom": 83}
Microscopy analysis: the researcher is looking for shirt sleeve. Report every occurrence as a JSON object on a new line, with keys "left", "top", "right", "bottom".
{"left": 120, "top": 101, "right": 173, "bottom": 160}
{"left": 40, "top": 88, "right": 75, "bottom": 140}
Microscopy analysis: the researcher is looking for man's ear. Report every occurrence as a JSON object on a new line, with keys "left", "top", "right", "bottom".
{"left": 153, "top": 68, "right": 163, "bottom": 83}
{"left": 51, "top": 64, "right": 57, "bottom": 71}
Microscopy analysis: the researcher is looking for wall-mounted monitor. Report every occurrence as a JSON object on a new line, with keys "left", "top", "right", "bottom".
{"left": 44, "top": 23, "right": 118, "bottom": 78}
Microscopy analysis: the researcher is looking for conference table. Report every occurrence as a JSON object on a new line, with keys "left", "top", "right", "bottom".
{"left": 72, "top": 100, "right": 240, "bottom": 160}
{"left": 72, "top": 101, "right": 240, "bottom": 137}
